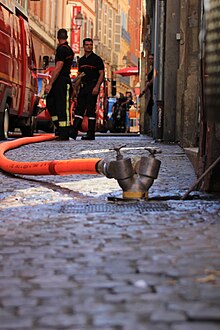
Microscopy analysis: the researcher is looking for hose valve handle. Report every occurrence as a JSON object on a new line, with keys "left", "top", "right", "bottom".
{"left": 145, "top": 147, "right": 162, "bottom": 157}
{"left": 110, "top": 145, "right": 126, "bottom": 160}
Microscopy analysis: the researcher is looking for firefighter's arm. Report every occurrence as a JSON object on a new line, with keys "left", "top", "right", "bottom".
{"left": 72, "top": 72, "right": 85, "bottom": 97}
{"left": 74, "top": 72, "right": 85, "bottom": 89}
{"left": 92, "top": 69, "right": 104, "bottom": 95}
{"left": 45, "top": 61, "right": 64, "bottom": 93}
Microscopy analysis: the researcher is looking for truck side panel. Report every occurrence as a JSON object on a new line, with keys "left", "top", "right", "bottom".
{"left": 0, "top": 5, "right": 13, "bottom": 82}
{"left": 22, "top": 18, "right": 38, "bottom": 117}
{"left": 18, "top": 15, "right": 26, "bottom": 117}
{"left": 0, "top": 5, "right": 22, "bottom": 116}
{"left": 0, "top": 3, "right": 38, "bottom": 137}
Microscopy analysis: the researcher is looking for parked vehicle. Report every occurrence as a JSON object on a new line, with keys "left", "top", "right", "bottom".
{"left": 96, "top": 80, "right": 109, "bottom": 132}
{"left": 0, "top": 1, "right": 38, "bottom": 139}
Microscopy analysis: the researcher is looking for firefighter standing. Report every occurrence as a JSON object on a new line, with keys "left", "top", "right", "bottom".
{"left": 70, "top": 38, "right": 104, "bottom": 140}
{"left": 45, "top": 29, "right": 74, "bottom": 140}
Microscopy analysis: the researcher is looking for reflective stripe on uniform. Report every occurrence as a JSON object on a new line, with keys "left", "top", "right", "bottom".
{"left": 75, "top": 115, "right": 84, "bottom": 119}
{"left": 52, "top": 116, "right": 58, "bottom": 121}
{"left": 59, "top": 121, "right": 68, "bottom": 127}
{"left": 66, "top": 84, "right": 70, "bottom": 126}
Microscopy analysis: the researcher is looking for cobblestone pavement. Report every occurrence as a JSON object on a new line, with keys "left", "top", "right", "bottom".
{"left": 0, "top": 134, "right": 220, "bottom": 330}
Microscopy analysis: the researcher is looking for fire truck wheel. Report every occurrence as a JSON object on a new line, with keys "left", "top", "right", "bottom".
{"left": 20, "top": 116, "right": 36, "bottom": 137}
{"left": 32, "top": 96, "right": 40, "bottom": 116}
{"left": 0, "top": 103, "right": 9, "bottom": 140}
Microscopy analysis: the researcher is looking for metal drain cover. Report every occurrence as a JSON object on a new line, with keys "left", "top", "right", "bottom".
{"left": 61, "top": 202, "right": 170, "bottom": 214}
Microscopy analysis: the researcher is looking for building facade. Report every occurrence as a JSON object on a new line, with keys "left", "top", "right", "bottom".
{"left": 140, "top": 0, "right": 220, "bottom": 191}
{"left": 127, "top": 0, "right": 141, "bottom": 98}
{"left": 28, "top": 0, "right": 64, "bottom": 68}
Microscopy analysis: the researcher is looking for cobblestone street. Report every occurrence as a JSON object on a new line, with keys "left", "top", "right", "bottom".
{"left": 0, "top": 134, "right": 220, "bottom": 330}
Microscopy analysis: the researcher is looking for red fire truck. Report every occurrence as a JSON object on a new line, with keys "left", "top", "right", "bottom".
{"left": 96, "top": 79, "right": 109, "bottom": 132}
{"left": 0, "top": 1, "right": 38, "bottom": 139}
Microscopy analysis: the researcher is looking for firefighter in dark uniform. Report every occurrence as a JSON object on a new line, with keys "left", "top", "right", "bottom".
{"left": 45, "top": 29, "right": 74, "bottom": 140}
{"left": 70, "top": 38, "right": 104, "bottom": 140}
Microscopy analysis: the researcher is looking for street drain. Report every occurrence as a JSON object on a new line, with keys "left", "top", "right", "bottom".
{"left": 61, "top": 202, "right": 171, "bottom": 214}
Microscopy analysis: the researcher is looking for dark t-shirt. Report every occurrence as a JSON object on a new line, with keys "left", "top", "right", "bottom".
{"left": 55, "top": 42, "right": 74, "bottom": 78}
{"left": 78, "top": 52, "right": 104, "bottom": 86}
{"left": 147, "top": 68, "right": 153, "bottom": 95}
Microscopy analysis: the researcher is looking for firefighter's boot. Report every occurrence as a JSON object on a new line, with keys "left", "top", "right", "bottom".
{"left": 69, "top": 116, "right": 83, "bottom": 140}
{"left": 81, "top": 119, "right": 96, "bottom": 140}
{"left": 53, "top": 120, "right": 60, "bottom": 136}
{"left": 56, "top": 126, "right": 69, "bottom": 141}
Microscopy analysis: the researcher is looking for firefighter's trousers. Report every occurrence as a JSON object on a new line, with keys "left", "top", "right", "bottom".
{"left": 46, "top": 76, "right": 73, "bottom": 136}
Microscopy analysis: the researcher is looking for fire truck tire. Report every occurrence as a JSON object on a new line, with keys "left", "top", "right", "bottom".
{"left": 32, "top": 97, "right": 40, "bottom": 117}
{"left": 0, "top": 103, "right": 9, "bottom": 140}
{"left": 20, "top": 116, "right": 36, "bottom": 137}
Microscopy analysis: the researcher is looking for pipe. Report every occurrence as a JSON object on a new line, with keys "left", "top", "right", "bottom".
{"left": 54, "top": 0, "right": 58, "bottom": 48}
{"left": 158, "top": 0, "right": 165, "bottom": 101}
{"left": 152, "top": 0, "right": 166, "bottom": 139}
{"left": 118, "top": 155, "right": 161, "bottom": 199}
{"left": 152, "top": 0, "right": 159, "bottom": 138}
{"left": 0, "top": 135, "right": 102, "bottom": 176}
{"left": 100, "top": 147, "right": 161, "bottom": 199}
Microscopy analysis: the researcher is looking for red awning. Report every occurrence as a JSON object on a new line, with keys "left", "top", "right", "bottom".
{"left": 114, "top": 66, "right": 138, "bottom": 76}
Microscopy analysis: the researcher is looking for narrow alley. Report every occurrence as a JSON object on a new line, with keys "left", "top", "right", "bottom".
{"left": 0, "top": 134, "right": 219, "bottom": 330}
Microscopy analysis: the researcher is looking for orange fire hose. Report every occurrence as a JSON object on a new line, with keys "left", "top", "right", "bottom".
{"left": 0, "top": 134, "right": 102, "bottom": 176}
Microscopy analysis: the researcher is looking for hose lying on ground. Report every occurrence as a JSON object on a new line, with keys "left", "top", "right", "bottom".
{"left": 0, "top": 135, "right": 102, "bottom": 176}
